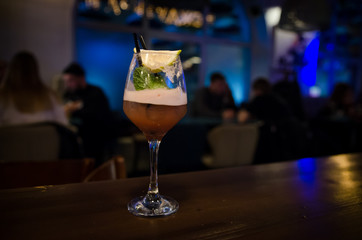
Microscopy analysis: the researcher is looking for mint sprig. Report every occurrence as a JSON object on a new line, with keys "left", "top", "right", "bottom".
{"left": 133, "top": 66, "right": 168, "bottom": 91}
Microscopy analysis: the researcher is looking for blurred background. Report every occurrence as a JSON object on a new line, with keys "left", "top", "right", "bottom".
{"left": 1, "top": 0, "right": 361, "bottom": 177}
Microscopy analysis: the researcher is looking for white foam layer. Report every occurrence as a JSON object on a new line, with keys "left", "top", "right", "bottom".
{"left": 124, "top": 88, "right": 187, "bottom": 106}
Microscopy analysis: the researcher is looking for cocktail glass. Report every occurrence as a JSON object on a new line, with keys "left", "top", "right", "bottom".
{"left": 123, "top": 50, "right": 187, "bottom": 217}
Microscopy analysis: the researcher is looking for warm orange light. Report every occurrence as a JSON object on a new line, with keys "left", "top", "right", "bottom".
{"left": 84, "top": 0, "right": 215, "bottom": 28}
{"left": 109, "top": 0, "right": 121, "bottom": 15}
{"left": 206, "top": 14, "right": 215, "bottom": 23}
{"left": 329, "top": 154, "right": 357, "bottom": 189}
{"left": 86, "top": 0, "right": 100, "bottom": 9}
{"left": 329, "top": 154, "right": 353, "bottom": 168}
{"left": 120, "top": 0, "right": 128, "bottom": 10}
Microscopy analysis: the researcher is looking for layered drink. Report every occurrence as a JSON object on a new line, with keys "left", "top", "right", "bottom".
{"left": 123, "top": 88, "right": 187, "bottom": 140}
{"left": 124, "top": 46, "right": 186, "bottom": 217}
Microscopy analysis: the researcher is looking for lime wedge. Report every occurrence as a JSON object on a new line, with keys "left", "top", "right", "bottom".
{"left": 134, "top": 49, "right": 181, "bottom": 73}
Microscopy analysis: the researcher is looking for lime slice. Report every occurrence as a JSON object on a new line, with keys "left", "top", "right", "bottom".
{"left": 134, "top": 49, "right": 181, "bottom": 73}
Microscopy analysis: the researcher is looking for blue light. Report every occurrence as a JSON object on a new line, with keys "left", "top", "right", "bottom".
{"left": 205, "top": 45, "right": 250, "bottom": 105}
{"left": 76, "top": 28, "right": 134, "bottom": 111}
{"left": 297, "top": 157, "right": 317, "bottom": 183}
{"left": 326, "top": 43, "right": 334, "bottom": 51}
{"left": 300, "top": 38, "right": 320, "bottom": 88}
{"left": 297, "top": 157, "right": 316, "bottom": 172}
{"left": 228, "top": 75, "right": 244, "bottom": 105}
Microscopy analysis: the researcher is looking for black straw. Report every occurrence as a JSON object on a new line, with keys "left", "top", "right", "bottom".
{"left": 133, "top": 33, "right": 142, "bottom": 66}
{"left": 139, "top": 35, "right": 147, "bottom": 49}
{"left": 133, "top": 33, "right": 141, "bottom": 53}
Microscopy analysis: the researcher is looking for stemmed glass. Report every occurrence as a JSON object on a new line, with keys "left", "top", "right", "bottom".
{"left": 123, "top": 50, "right": 187, "bottom": 217}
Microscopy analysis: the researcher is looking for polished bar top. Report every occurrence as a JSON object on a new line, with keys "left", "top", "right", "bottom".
{"left": 1, "top": 153, "right": 362, "bottom": 240}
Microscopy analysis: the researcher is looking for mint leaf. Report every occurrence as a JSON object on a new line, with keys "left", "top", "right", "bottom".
{"left": 148, "top": 74, "right": 167, "bottom": 89}
{"left": 133, "top": 66, "right": 168, "bottom": 91}
{"left": 133, "top": 66, "right": 149, "bottom": 90}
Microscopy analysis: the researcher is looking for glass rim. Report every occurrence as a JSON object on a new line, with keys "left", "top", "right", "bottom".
{"left": 133, "top": 51, "right": 181, "bottom": 56}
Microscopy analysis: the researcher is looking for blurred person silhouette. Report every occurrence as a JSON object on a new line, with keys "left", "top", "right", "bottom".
{"left": 273, "top": 72, "right": 306, "bottom": 121}
{"left": 191, "top": 72, "right": 236, "bottom": 120}
{"left": 62, "top": 63, "right": 112, "bottom": 163}
{"left": 238, "top": 77, "right": 308, "bottom": 163}
{"left": 318, "top": 83, "right": 356, "bottom": 121}
{"left": 238, "top": 77, "right": 292, "bottom": 124}
{"left": 314, "top": 83, "right": 359, "bottom": 155}
{"left": 0, "top": 51, "right": 67, "bottom": 126}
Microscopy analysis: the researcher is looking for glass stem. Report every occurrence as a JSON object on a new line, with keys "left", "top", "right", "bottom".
{"left": 144, "top": 139, "right": 161, "bottom": 209}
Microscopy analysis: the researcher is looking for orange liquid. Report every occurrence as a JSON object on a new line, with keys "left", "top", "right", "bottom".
{"left": 123, "top": 101, "right": 187, "bottom": 140}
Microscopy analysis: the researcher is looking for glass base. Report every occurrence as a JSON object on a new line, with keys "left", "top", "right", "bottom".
{"left": 128, "top": 195, "right": 179, "bottom": 217}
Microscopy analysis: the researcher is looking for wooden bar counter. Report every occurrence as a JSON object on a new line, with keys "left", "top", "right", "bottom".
{"left": 1, "top": 153, "right": 362, "bottom": 239}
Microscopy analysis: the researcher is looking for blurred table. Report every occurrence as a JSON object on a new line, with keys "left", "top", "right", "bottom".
{"left": 1, "top": 153, "right": 362, "bottom": 239}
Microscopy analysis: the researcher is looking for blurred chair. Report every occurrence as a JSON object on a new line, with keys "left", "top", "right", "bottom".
{"left": 83, "top": 156, "right": 127, "bottom": 182}
{"left": 0, "top": 158, "right": 94, "bottom": 189}
{"left": 0, "top": 122, "right": 82, "bottom": 162}
{"left": 203, "top": 123, "right": 259, "bottom": 168}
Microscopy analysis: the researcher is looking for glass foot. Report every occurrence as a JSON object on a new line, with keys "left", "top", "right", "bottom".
{"left": 128, "top": 195, "right": 179, "bottom": 217}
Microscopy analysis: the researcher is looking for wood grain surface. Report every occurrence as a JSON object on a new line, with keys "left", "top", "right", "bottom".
{"left": 1, "top": 153, "right": 362, "bottom": 240}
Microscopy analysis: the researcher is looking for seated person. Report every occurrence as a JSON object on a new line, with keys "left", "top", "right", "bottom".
{"left": 318, "top": 83, "right": 356, "bottom": 121}
{"left": 273, "top": 77, "right": 306, "bottom": 121}
{"left": 0, "top": 51, "right": 67, "bottom": 126}
{"left": 238, "top": 77, "right": 292, "bottom": 124}
{"left": 62, "top": 63, "right": 112, "bottom": 163}
{"left": 191, "top": 72, "right": 236, "bottom": 120}
{"left": 239, "top": 78, "right": 309, "bottom": 163}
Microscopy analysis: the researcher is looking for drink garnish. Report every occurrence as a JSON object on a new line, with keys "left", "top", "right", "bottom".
{"left": 133, "top": 66, "right": 168, "bottom": 90}
{"left": 133, "top": 49, "right": 181, "bottom": 91}
{"left": 134, "top": 49, "right": 181, "bottom": 73}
